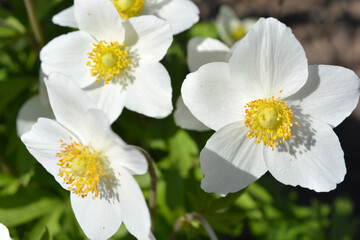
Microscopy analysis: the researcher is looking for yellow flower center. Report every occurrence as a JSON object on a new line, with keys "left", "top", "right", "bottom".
{"left": 87, "top": 41, "right": 131, "bottom": 85}
{"left": 231, "top": 25, "right": 246, "bottom": 40}
{"left": 111, "top": 0, "right": 145, "bottom": 20}
{"left": 56, "top": 138, "right": 109, "bottom": 199}
{"left": 244, "top": 96, "right": 298, "bottom": 150}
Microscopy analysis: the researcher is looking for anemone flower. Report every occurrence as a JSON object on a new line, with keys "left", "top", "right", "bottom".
{"left": 41, "top": 0, "right": 173, "bottom": 123}
{"left": 21, "top": 73, "right": 153, "bottom": 239}
{"left": 182, "top": 17, "right": 360, "bottom": 195}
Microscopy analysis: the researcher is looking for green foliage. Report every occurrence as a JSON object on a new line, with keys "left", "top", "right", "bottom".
{"left": 0, "top": 0, "right": 358, "bottom": 239}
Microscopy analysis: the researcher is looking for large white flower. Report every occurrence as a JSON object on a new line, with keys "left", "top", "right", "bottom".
{"left": 21, "top": 73, "right": 153, "bottom": 239}
{"left": 53, "top": 0, "right": 199, "bottom": 35}
{"left": 215, "top": 5, "right": 257, "bottom": 46}
{"left": 0, "top": 223, "right": 12, "bottom": 240}
{"left": 16, "top": 70, "right": 54, "bottom": 136}
{"left": 182, "top": 18, "right": 360, "bottom": 195}
{"left": 40, "top": 0, "right": 173, "bottom": 123}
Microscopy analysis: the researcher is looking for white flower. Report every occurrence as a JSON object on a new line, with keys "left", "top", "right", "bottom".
{"left": 21, "top": 73, "right": 153, "bottom": 239}
{"left": 16, "top": 69, "right": 54, "bottom": 136}
{"left": 0, "top": 223, "right": 12, "bottom": 240}
{"left": 216, "top": 5, "right": 257, "bottom": 46}
{"left": 174, "top": 37, "right": 234, "bottom": 131}
{"left": 53, "top": 0, "right": 199, "bottom": 35}
{"left": 181, "top": 18, "right": 360, "bottom": 195}
{"left": 40, "top": 0, "right": 173, "bottom": 123}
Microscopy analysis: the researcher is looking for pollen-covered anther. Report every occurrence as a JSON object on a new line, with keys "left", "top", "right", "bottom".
{"left": 56, "top": 138, "right": 107, "bottom": 199}
{"left": 244, "top": 96, "right": 298, "bottom": 150}
{"left": 111, "top": 0, "right": 145, "bottom": 20}
{"left": 87, "top": 40, "right": 131, "bottom": 85}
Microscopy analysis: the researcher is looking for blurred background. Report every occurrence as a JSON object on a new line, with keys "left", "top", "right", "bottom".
{"left": 0, "top": 0, "right": 359, "bottom": 239}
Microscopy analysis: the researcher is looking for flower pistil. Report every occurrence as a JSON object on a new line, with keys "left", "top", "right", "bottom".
{"left": 56, "top": 137, "right": 108, "bottom": 199}
{"left": 244, "top": 95, "right": 298, "bottom": 149}
{"left": 87, "top": 40, "right": 131, "bottom": 85}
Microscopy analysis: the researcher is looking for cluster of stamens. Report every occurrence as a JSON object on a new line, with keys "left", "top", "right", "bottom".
{"left": 87, "top": 41, "right": 131, "bottom": 85}
{"left": 111, "top": 0, "right": 145, "bottom": 20}
{"left": 56, "top": 137, "right": 107, "bottom": 199}
{"left": 231, "top": 25, "right": 246, "bottom": 40}
{"left": 244, "top": 95, "right": 298, "bottom": 150}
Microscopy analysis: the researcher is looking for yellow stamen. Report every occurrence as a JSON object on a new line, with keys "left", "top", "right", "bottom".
{"left": 56, "top": 138, "right": 108, "bottom": 199}
{"left": 87, "top": 41, "right": 131, "bottom": 85}
{"left": 231, "top": 25, "right": 246, "bottom": 40}
{"left": 244, "top": 96, "right": 297, "bottom": 150}
{"left": 111, "top": 0, "right": 145, "bottom": 20}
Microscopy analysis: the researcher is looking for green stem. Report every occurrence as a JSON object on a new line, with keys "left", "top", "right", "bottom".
{"left": 0, "top": 155, "right": 10, "bottom": 174}
{"left": 134, "top": 146, "right": 158, "bottom": 231}
{"left": 167, "top": 213, "right": 218, "bottom": 240}
{"left": 24, "top": 0, "right": 44, "bottom": 47}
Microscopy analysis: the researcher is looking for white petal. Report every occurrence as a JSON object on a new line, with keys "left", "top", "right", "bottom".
{"left": 82, "top": 109, "right": 148, "bottom": 175}
{"left": 187, "top": 37, "right": 230, "bottom": 72}
{"left": 84, "top": 82, "right": 126, "bottom": 123}
{"left": 70, "top": 193, "right": 122, "bottom": 240}
{"left": 264, "top": 116, "right": 346, "bottom": 192}
{"left": 229, "top": 18, "right": 308, "bottom": 99}
{"left": 118, "top": 168, "right": 152, "bottom": 239}
{"left": 38, "top": 69, "right": 49, "bottom": 105}
{"left": 286, "top": 65, "right": 360, "bottom": 127}
{"left": 52, "top": 6, "right": 78, "bottom": 29}
{"left": 124, "top": 59, "right": 172, "bottom": 118}
{"left": 16, "top": 95, "right": 54, "bottom": 136}
{"left": 74, "top": 0, "right": 125, "bottom": 42}
{"left": 44, "top": 73, "right": 96, "bottom": 142}
{"left": 200, "top": 121, "right": 268, "bottom": 196}
{"left": 173, "top": 96, "right": 210, "bottom": 131}
{"left": 215, "top": 5, "right": 238, "bottom": 46}
{"left": 181, "top": 62, "right": 251, "bottom": 131}
{"left": 0, "top": 223, "right": 12, "bottom": 240}
{"left": 21, "top": 118, "right": 76, "bottom": 189}
{"left": 124, "top": 16, "right": 172, "bottom": 61}
{"left": 109, "top": 144, "right": 148, "bottom": 176}
{"left": 143, "top": 0, "right": 199, "bottom": 34}
{"left": 40, "top": 31, "right": 95, "bottom": 88}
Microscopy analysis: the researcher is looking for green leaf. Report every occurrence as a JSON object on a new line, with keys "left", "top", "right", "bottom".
{"left": 0, "top": 173, "right": 20, "bottom": 196}
{"left": 187, "top": 22, "right": 219, "bottom": 39}
{"left": 0, "top": 26, "right": 17, "bottom": 38}
{"left": 208, "top": 189, "right": 246, "bottom": 212}
{"left": 167, "top": 129, "right": 199, "bottom": 177}
{"left": 247, "top": 182, "right": 273, "bottom": 203}
{"left": 28, "top": 206, "right": 63, "bottom": 240}
{"left": 330, "top": 198, "right": 360, "bottom": 240}
{"left": 164, "top": 168, "right": 186, "bottom": 209}
{"left": 0, "top": 188, "right": 62, "bottom": 227}
{"left": 0, "top": 76, "right": 36, "bottom": 112}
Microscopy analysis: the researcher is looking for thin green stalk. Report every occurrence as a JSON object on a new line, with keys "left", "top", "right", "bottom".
{"left": 167, "top": 213, "right": 218, "bottom": 240}
{"left": 134, "top": 146, "right": 158, "bottom": 231}
{"left": 24, "top": 0, "right": 44, "bottom": 47}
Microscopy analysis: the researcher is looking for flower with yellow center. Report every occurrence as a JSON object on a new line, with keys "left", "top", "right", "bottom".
{"left": 41, "top": 0, "right": 173, "bottom": 123}
{"left": 216, "top": 5, "right": 257, "bottom": 46}
{"left": 52, "top": 0, "right": 199, "bottom": 35}
{"left": 181, "top": 18, "right": 360, "bottom": 195}
{"left": 21, "top": 73, "right": 154, "bottom": 240}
